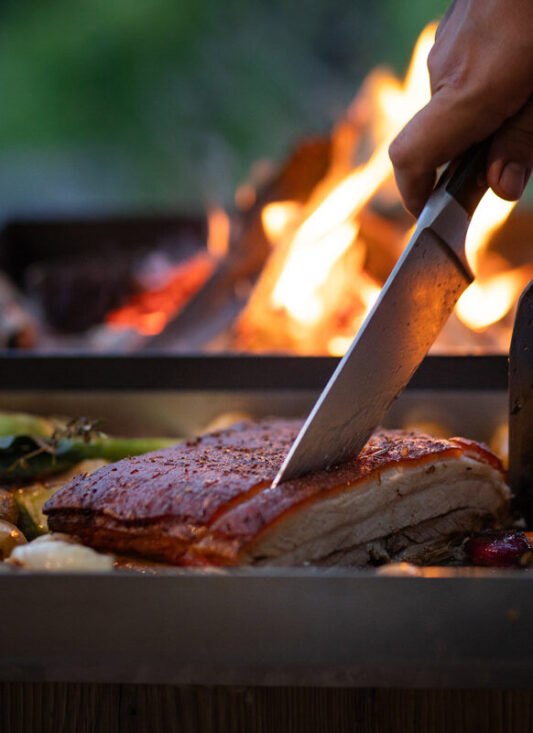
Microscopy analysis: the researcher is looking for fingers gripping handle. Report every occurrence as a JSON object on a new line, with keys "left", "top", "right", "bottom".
{"left": 445, "top": 139, "right": 491, "bottom": 217}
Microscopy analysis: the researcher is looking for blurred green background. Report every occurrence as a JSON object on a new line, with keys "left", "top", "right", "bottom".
{"left": 0, "top": 0, "right": 449, "bottom": 216}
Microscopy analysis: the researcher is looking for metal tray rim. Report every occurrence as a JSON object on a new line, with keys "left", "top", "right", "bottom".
{"left": 0, "top": 353, "right": 509, "bottom": 391}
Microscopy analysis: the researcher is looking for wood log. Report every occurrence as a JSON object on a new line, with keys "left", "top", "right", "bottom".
{"left": 145, "top": 137, "right": 332, "bottom": 350}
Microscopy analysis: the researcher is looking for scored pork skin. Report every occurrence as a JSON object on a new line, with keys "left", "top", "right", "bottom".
{"left": 43, "top": 420, "right": 298, "bottom": 564}
{"left": 43, "top": 419, "right": 510, "bottom": 566}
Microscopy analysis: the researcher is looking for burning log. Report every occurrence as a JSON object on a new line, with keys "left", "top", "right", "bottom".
{"left": 232, "top": 25, "right": 437, "bottom": 355}
{"left": 232, "top": 24, "right": 532, "bottom": 358}
{"left": 105, "top": 253, "right": 213, "bottom": 338}
{"left": 2, "top": 21, "right": 531, "bottom": 357}
{"left": 144, "top": 136, "right": 333, "bottom": 350}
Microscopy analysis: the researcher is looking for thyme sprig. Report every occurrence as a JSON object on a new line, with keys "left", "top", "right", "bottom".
{"left": 8, "top": 417, "right": 105, "bottom": 472}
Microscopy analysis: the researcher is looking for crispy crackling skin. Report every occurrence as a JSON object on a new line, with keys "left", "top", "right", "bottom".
{"left": 44, "top": 420, "right": 506, "bottom": 565}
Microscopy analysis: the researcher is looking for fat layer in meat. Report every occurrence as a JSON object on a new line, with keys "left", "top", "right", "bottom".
{"left": 44, "top": 419, "right": 510, "bottom": 566}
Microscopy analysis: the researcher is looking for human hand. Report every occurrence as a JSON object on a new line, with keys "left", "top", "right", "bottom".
{"left": 389, "top": 0, "right": 533, "bottom": 217}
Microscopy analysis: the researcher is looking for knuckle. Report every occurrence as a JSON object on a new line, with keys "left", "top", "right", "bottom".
{"left": 387, "top": 137, "right": 404, "bottom": 168}
{"left": 388, "top": 134, "right": 413, "bottom": 171}
{"left": 426, "top": 46, "right": 439, "bottom": 78}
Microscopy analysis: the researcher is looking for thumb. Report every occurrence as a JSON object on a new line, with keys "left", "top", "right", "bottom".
{"left": 487, "top": 97, "right": 533, "bottom": 201}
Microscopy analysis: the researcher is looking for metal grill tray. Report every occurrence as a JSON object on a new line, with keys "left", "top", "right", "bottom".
{"left": 2, "top": 567, "right": 533, "bottom": 688}
{"left": 0, "top": 354, "right": 508, "bottom": 440}
{"left": 0, "top": 354, "right": 525, "bottom": 688}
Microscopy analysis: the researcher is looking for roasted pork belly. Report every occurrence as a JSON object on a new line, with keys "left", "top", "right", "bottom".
{"left": 44, "top": 419, "right": 510, "bottom": 567}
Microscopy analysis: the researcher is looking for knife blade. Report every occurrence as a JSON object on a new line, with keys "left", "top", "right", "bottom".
{"left": 273, "top": 142, "right": 489, "bottom": 485}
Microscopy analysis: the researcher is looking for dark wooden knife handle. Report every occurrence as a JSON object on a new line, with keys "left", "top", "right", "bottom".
{"left": 444, "top": 139, "right": 491, "bottom": 217}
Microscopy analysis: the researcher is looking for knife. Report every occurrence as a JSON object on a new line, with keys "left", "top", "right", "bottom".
{"left": 273, "top": 142, "right": 489, "bottom": 486}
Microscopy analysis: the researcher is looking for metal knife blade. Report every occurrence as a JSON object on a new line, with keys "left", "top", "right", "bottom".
{"left": 273, "top": 142, "right": 489, "bottom": 486}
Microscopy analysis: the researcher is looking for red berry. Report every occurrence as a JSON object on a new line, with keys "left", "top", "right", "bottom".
{"left": 465, "top": 530, "right": 533, "bottom": 568}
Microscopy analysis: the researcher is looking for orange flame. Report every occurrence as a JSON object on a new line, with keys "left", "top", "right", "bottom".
{"left": 239, "top": 21, "right": 529, "bottom": 355}
{"left": 238, "top": 23, "right": 438, "bottom": 353}
{"left": 456, "top": 269, "right": 527, "bottom": 332}
{"left": 456, "top": 192, "right": 519, "bottom": 331}
{"left": 465, "top": 191, "right": 517, "bottom": 273}
{"left": 262, "top": 201, "right": 301, "bottom": 242}
{"left": 327, "top": 277, "right": 381, "bottom": 355}
{"left": 207, "top": 207, "right": 230, "bottom": 259}
{"left": 107, "top": 20, "right": 526, "bottom": 353}
{"left": 269, "top": 25, "right": 437, "bottom": 328}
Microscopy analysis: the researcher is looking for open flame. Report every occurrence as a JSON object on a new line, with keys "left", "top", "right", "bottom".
{"left": 238, "top": 24, "right": 437, "bottom": 352}
{"left": 456, "top": 268, "right": 528, "bottom": 332}
{"left": 455, "top": 193, "right": 523, "bottom": 331}
{"left": 207, "top": 206, "right": 231, "bottom": 260}
{"left": 104, "top": 21, "right": 529, "bottom": 353}
{"left": 237, "top": 22, "right": 529, "bottom": 354}
{"left": 262, "top": 201, "right": 302, "bottom": 242}
{"left": 268, "top": 24, "right": 436, "bottom": 325}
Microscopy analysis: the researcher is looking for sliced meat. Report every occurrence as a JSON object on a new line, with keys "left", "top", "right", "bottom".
{"left": 44, "top": 419, "right": 510, "bottom": 567}
{"left": 44, "top": 419, "right": 298, "bottom": 564}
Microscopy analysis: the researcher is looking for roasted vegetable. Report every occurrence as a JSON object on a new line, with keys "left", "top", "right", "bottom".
{"left": 0, "top": 519, "right": 26, "bottom": 559}
{"left": 0, "top": 411, "right": 178, "bottom": 481}
{"left": 14, "top": 484, "right": 56, "bottom": 539}
{"left": 0, "top": 434, "right": 177, "bottom": 481}
{"left": 0, "top": 488, "right": 18, "bottom": 524}
{"left": 8, "top": 534, "right": 113, "bottom": 572}
{"left": 14, "top": 459, "right": 111, "bottom": 539}
{"left": 0, "top": 412, "right": 57, "bottom": 439}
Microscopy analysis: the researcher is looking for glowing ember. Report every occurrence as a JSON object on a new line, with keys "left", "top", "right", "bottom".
{"left": 106, "top": 253, "right": 213, "bottom": 336}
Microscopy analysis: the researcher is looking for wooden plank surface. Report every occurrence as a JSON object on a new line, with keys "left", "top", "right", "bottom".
{"left": 1, "top": 684, "right": 533, "bottom": 733}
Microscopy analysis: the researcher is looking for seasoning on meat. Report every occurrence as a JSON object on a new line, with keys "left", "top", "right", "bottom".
{"left": 44, "top": 419, "right": 510, "bottom": 567}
